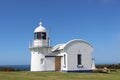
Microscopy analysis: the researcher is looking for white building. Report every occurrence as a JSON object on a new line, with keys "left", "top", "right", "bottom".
{"left": 29, "top": 22, "right": 95, "bottom": 72}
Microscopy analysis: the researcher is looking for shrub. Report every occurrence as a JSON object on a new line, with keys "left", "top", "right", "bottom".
{"left": 0, "top": 67, "right": 15, "bottom": 71}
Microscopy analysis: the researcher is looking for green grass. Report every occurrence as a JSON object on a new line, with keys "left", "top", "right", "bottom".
{"left": 0, "top": 71, "right": 120, "bottom": 80}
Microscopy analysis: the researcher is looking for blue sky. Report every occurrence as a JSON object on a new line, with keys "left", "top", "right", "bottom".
{"left": 0, "top": 0, "right": 120, "bottom": 65}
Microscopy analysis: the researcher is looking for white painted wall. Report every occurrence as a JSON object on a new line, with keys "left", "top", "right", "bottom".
{"left": 45, "top": 57, "right": 55, "bottom": 71}
{"left": 30, "top": 47, "right": 50, "bottom": 71}
{"left": 31, "top": 51, "right": 45, "bottom": 71}
{"left": 65, "top": 42, "right": 93, "bottom": 71}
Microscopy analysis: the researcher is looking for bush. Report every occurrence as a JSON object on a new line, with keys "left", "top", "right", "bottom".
{"left": 0, "top": 67, "right": 15, "bottom": 71}
{"left": 96, "top": 63, "right": 120, "bottom": 69}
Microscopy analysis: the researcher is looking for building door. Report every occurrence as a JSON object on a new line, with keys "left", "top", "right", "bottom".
{"left": 55, "top": 56, "right": 61, "bottom": 71}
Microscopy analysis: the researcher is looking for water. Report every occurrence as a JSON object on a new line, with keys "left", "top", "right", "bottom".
{"left": 0, "top": 65, "right": 30, "bottom": 71}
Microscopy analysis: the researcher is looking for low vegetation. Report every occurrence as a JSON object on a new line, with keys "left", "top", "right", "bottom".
{"left": 0, "top": 67, "right": 15, "bottom": 71}
{"left": 0, "top": 71, "right": 120, "bottom": 80}
{"left": 96, "top": 63, "right": 120, "bottom": 69}
{"left": 0, "top": 64, "right": 120, "bottom": 80}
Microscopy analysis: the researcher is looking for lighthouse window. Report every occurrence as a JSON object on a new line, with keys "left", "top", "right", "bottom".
{"left": 41, "top": 32, "right": 46, "bottom": 39}
{"left": 34, "top": 32, "right": 46, "bottom": 40}
{"left": 38, "top": 32, "right": 41, "bottom": 39}
{"left": 34, "top": 32, "right": 41, "bottom": 39}
{"left": 34, "top": 33, "right": 37, "bottom": 39}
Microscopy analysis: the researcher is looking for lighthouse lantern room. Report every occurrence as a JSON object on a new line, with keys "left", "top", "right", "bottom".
{"left": 33, "top": 22, "right": 48, "bottom": 47}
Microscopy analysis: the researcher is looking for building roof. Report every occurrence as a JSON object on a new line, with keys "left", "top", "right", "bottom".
{"left": 34, "top": 22, "right": 46, "bottom": 33}
{"left": 51, "top": 44, "right": 65, "bottom": 52}
{"left": 52, "top": 39, "right": 93, "bottom": 52}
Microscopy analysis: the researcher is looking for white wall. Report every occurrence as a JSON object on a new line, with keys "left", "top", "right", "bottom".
{"left": 31, "top": 51, "right": 45, "bottom": 71}
{"left": 65, "top": 42, "right": 93, "bottom": 71}
{"left": 45, "top": 57, "right": 55, "bottom": 71}
{"left": 30, "top": 47, "right": 50, "bottom": 71}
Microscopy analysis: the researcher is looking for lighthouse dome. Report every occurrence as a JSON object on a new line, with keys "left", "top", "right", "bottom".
{"left": 34, "top": 22, "right": 46, "bottom": 33}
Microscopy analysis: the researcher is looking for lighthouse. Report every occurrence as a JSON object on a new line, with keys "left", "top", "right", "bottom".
{"left": 29, "top": 22, "right": 95, "bottom": 72}
{"left": 29, "top": 22, "right": 49, "bottom": 71}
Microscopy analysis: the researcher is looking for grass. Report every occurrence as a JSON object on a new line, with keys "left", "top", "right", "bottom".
{"left": 0, "top": 71, "right": 120, "bottom": 80}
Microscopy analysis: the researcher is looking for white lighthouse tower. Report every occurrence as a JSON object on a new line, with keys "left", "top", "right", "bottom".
{"left": 29, "top": 22, "right": 49, "bottom": 71}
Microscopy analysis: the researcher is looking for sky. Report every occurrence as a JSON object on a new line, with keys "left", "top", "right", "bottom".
{"left": 0, "top": 0, "right": 120, "bottom": 65}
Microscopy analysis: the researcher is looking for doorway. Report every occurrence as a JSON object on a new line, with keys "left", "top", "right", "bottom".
{"left": 55, "top": 56, "right": 61, "bottom": 71}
